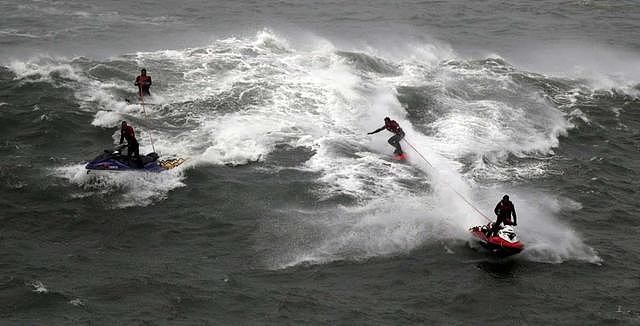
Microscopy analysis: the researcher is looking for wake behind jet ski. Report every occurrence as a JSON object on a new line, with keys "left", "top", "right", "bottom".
{"left": 85, "top": 144, "right": 184, "bottom": 172}
{"left": 366, "top": 130, "right": 525, "bottom": 257}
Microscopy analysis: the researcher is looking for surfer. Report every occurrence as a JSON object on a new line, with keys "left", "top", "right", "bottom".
{"left": 487, "top": 195, "right": 517, "bottom": 237}
{"left": 368, "top": 117, "right": 406, "bottom": 157}
{"left": 134, "top": 68, "right": 152, "bottom": 97}
{"left": 119, "top": 121, "right": 140, "bottom": 163}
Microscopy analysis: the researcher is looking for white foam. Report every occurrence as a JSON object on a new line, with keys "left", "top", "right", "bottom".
{"left": 69, "top": 298, "right": 84, "bottom": 306}
{"left": 569, "top": 108, "right": 590, "bottom": 124}
{"left": 513, "top": 192, "right": 602, "bottom": 264}
{"left": 9, "top": 58, "right": 83, "bottom": 83}
{"left": 121, "top": 32, "right": 602, "bottom": 265}
{"left": 269, "top": 196, "right": 450, "bottom": 268}
{"left": 243, "top": 32, "right": 601, "bottom": 267}
{"left": 13, "top": 30, "right": 600, "bottom": 264}
{"left": 0, "top": 28, "right": 41, "bottom": 39}
{"left": 53, "top": 164, "right": 186, "bottom": 208}
{"left": 28, "top": 280, "right": 48, "bottom": 293}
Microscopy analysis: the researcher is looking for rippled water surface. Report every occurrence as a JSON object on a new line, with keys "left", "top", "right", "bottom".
{"left": 1, "top": 0, "right": 639, "bottom": 324}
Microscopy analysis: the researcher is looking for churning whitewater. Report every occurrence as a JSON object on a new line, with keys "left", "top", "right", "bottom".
{"left": 8, "top": 30, "right": 600, "bottom": 266}
{"left": 3, "top": 0, "right": 640, "bottom": 323}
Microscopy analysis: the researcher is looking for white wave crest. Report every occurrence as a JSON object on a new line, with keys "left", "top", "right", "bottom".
{"left": 53, "top": 164, "right": 186, "bottom": 208}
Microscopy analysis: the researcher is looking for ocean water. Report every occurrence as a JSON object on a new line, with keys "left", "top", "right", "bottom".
{"left": 1, "top": 0, "right": 639, "bottom": 324}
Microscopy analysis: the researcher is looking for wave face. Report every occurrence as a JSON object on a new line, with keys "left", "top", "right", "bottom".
{"left": 3, "top": 30, "right": 624, "bottom": 268}
{"left": 0, "top": 18, "right": 640, "bottom": 324}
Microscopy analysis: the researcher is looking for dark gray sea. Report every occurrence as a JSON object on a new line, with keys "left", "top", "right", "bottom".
{"left": 1, "top": 0, "right": 639, "bottom": 324}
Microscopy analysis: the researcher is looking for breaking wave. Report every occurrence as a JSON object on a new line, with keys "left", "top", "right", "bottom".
{"left": 6, "top": 29, "right": 615, "bottom": 264}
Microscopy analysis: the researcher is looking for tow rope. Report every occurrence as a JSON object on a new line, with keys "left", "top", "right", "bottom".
{"left": 139, "top": 93, "right": 157, "bottom": 153}
{"left": 403, "top": 138, "right": 493, "bottom": 222}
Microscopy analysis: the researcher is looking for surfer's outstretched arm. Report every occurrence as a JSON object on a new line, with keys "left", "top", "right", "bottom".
{"left": 368, "top": 126, "right": 385, "bottom": 135}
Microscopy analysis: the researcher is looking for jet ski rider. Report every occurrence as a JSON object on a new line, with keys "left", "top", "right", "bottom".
{"left": 120, "top": 121, "right": 140, "bottom": 163}
{"left": 487, "top": 195, "right": 517, "bottom": 237}
{"left": 368, "top": 117, "right": 406, "bottom": 156}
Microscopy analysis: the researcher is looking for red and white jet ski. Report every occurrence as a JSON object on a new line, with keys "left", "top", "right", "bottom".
{"left": 469, "top": 224, "right": 524, "bottom": 256}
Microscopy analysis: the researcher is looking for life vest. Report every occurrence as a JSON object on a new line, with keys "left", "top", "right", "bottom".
{"left": 122, "top": 125, "right": 135, "bottom": 137}
{"left": 122, "top": 125, "right": 136, "bottom": 143}
{"left": 137, "top": 75, "right": 151, "bottom": 85}
{"left": 385, "top": 120, "right": 402, "bottom": 134}
{"left": 496, "top": 201, "right": 514, "bottom": 224}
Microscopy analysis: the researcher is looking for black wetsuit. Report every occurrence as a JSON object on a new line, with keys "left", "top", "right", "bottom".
{"left": 488, "top": 199, "right": 517, "bottom": 237}
{"left": 370, "top": 119, "right": 405, "bottom": 155}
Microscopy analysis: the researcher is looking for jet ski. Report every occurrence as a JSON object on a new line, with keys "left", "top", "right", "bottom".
{"left": 85, "top": 144, "right": 184, "bottom": 173}
{"left": 469, "top": 223, "right": 524, "bottom": 257}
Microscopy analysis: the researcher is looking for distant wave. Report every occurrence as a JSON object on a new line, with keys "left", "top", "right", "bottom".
{"left": 0, "top": 29, "right": 41, "bottom": 39}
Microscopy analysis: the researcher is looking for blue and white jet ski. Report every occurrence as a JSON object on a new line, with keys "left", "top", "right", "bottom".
{"left": 85, "top": 144, "right": 184, "bottom": 173}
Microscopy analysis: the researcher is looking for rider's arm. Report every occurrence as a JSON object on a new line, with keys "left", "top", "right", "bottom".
{"left": 512, "top": 206, "right": 517, "bottom": 225}
{"left": 119, "top": 130, "right": 124, "bottom": 144}
{"left": 134, "top": 76, "right": 139, "bottom": 86}
{"left": 368, "top": 126, "right": 385, "bottom": 134}
{"left": 494, "top": 202, "right": 501, "bottom": 216}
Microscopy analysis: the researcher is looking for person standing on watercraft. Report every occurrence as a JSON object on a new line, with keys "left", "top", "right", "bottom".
{"left": 368, "top": 117, "right": 406, "bottom": 158}
{"left": 120, "top": 121, "right": 140, "bottom": 162}
{"left": 134, "top": 68, "right": 152, "bottom": 97}
{"left": 488, "top": 195, "right": 517, "bottom": 237}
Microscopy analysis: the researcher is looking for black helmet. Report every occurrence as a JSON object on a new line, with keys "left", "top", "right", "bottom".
{"left": 384, "top": 117, "right": 390, "bottom": 121}
{"left": 502, "top": 195, "right": 509, "bottom": 201}
{"left": 141, "top": 68, "right": 147, "bottom": 73}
